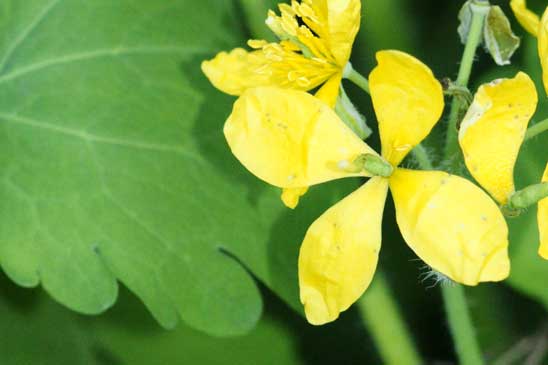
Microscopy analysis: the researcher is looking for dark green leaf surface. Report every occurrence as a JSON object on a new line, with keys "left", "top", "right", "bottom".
{"left": 91, "top": 288, "right": 304, "bottom": 365}
{"left": 0, "top": 0, "right": 313, "bottom": 336}
{"left": 0, "top": 274, "right": 100, "bottom": 365}
{"left": 90, "top": 286, "right": 379, "bottom": 365}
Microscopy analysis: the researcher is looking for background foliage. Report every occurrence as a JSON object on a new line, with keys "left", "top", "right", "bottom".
{"left": 0, "top": 0, "right": 547, "bottom": 363}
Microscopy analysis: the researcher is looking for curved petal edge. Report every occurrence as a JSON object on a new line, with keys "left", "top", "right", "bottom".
{"left": 389, "top": 169, "right": 510, "bottom": 285}
{"left": 299, "top": 177, "right": 388, "bottom": 325}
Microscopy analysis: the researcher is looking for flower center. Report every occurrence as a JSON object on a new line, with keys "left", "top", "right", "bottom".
{"left": 266, "top": 1, "right": 338, "bottom": 65}
{"left": 340, "top": 154, "right": 394, "bottom": 177}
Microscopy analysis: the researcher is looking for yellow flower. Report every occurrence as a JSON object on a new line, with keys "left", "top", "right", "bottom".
{"left": 224, "top": 50, "right": 511, "bottom": 324}
{"left": 510, "top": 0, "right": 548, "bottom": 94}
{"left": 202, "top": 0, "right": 361, "bottom": 107}
{"left": 202, "top": 0, "right": 361, "bottom": 209}
{"left": 458, "top": 73, "right": 548, "bottom": 259}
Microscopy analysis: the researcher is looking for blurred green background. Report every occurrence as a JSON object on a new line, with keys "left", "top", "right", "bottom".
{"left": 0, "top": 0, "right": 547, "bottom": 364}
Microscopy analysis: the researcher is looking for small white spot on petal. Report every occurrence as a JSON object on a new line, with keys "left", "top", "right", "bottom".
{"left": 394, "top": 144, "right": 412, "bottom": 152}
{"left": 459, "top": 99, "right": 493, "bottom": 139}
{"left": 337, "top": 160, "right": 349, "bottom": 170}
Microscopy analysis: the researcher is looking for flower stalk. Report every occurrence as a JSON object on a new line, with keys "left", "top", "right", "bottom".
{"left": 335, "top": 86, "right": 373, "bottom": 139}
{"left": 444, "top": 0, "right": 490, "bottom": 166}
{"left": 344, "top": 63, "right": 371, "bottom": 94}
{"left": 357, "top": 272, "right": 422, "bottom": 365}
{"left": 507, "top": 183, "right": 548, "bottom": 210}
{"left": 525, "top": 118, "right": 548, "bottom": 141}
{"left": 411, "top": 144, "right": 433, "bottom": 170}
{"left": 442, "top": 285, "right": 485, "bottom": 365}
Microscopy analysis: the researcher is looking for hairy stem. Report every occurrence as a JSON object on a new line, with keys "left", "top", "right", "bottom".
{"left": 443, "top": 1, "right": 490, "bottom": 166}
{"left": 411, "top": 144, "right": 433, "bottom": 170}
{"left": 442, "top": 285, "right": 485, "bottom": 365}
{"left": 508, "top": 182, "right": 548, "bottom": 209}
{"left": 357, "top": 272, "right": 422, "bottom": 365}
{"left": 336, "top": 86, "right": 372, "bottom": 139}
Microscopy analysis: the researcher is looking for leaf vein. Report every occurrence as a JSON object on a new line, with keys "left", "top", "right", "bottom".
{"left": 0, "top": 112, "right": 202, "bottom": 160}
{"left": 0, "top": 0, "right": 62, "bottom": 72}
{"left": 0, "top": 45, "right": 212, "bottom": 84}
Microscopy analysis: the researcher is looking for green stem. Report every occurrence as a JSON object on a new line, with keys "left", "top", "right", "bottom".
{"left": 507, "top": 182, "right": 548, "bottom": 209}
{"left": 344, "top": 64, "right": 370, "bottom": 94}
{"left": 336, "top": 86, "right": 372, "bottom": 139}
{"left": 443, "top": 1, "right": 490, "bottom": 165}
{"left": 525, "top": 118, "right": 548, "bottom": 141}
{"left": 442, "top": 285, "right": 484, "bottom": 365}
{"left": 357, "top": 272, "right": 422, "bottom": 365}
{"left": 411, "top": 144, "right": 433, "bottom": 170}
{"left": 414, "top": 141, "right": 484, "bottom": 365}
{"left": 441, "top": 5, "right": 489, "bottom": 361}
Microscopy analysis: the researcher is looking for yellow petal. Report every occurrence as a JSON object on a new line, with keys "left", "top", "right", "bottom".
{"left": 224, "top": 87, "right": 377, "bottom": 188}
{"left": 299, "top": 177, "right": 388, "bottom": 325}
{"left": 314, "top": 73, "right": 342, "bottom": 108}
{"left": 201, "top": 46, "right": 336, "bottom": 96}
{"left": 279, "top": 0, "right": 360, "bottom": 67}
{"left": 538, "top": 7, "right": 548, "bottom": 95}
{"left": 369, "top": 50, "right": 444, "bottom": 166}
{"left": 389, "top": 169, "right": 510, "bottom": 286}
{"left": 510, "top": 0, "right": 541, "bottom": 36}
{"left": 281, "top": 187, "right": 309, "bottom": 209}
{"left": 459, "top": 72, "right": 538, "bottom": 204}
{"left": 201, "top": 48, "right": 269, "bottom": 96}
{"left": 325, "top": 0, "right": 361, "bottom": 66}
{"left": 539, "top": 163, "right": 548, "bottom": 259}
